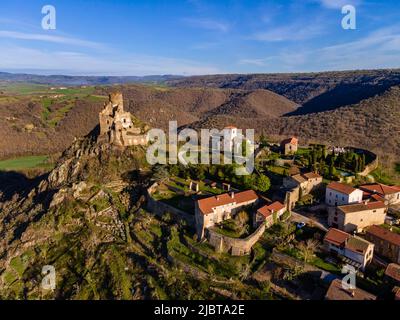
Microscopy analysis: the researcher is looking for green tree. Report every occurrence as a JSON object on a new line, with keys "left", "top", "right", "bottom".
{"left": 255, "top": 174, "right": 271, "bottom": 192}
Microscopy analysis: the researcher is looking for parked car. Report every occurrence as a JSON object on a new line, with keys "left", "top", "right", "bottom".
{"left": 296, "top": 222, "right": 306, "bottom": 229}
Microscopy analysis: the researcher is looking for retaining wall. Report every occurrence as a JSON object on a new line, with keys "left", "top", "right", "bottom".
{"left": 206, "top": 223, "right": 266, "bottom": 256}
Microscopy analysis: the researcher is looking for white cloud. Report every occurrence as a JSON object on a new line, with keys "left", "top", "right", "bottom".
{"left": 0, "top": 45, "right": 223, "bottom": 76}
{"left": 0, "top": 30, "right": 103, "bottom": 48}
{"left": 182, "top": 18, "right": 230, "bottom": 32}
{"left": 239, "top": 26, "right": 400, "bottom": 71}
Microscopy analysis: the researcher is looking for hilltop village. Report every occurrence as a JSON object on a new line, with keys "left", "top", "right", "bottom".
{"left": 91, "top": 92, "right": 400, "bottom": 300}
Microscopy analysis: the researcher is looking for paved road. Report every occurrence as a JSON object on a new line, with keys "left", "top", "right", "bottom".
{"left": 290, "top": 211, "right": 328, "bottom": 232}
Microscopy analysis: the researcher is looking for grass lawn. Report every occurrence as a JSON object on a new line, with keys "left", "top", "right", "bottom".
{"left": 0, "top": 155, "right": 53, "bottom": 171}
{"left": 296, "top": 148, "right": 311, "bottom": 156}
{"left": 371, "top": 166, "right": 400, "bottom": 185}
{"left": 267, "top": 165, "right": 287, "bottom": 176}
{"left": 212, "top": 219, "right": 250, "bottom": 239}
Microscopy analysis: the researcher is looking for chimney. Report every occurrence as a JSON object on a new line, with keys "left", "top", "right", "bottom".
{"left": 230, "top": 192, "right": 235, "bottom": 199}
{"left": 350, "top": 290, "right": 355, "bottom": 298}
{"left": 216, "top": 196, "right": 220, "bottom": 201}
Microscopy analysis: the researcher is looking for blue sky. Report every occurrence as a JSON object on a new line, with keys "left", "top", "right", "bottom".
{"left": 0, "top": 0, "right": 399, "bottom": 75}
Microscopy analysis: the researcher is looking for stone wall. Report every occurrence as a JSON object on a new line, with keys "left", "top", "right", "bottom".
{"left": 206, "top": 223, "right": 266, "bottom": 256}
{"left": 146, "top": 182, "right": 195, "bottom": 227}
{"left": 349, "top": 147, "right": 379, "bottom": 177}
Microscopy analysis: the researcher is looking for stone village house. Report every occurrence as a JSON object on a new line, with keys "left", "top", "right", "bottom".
{"left": 280, "top": 137, "right": 298, "bottom": 155}
{"left": 253, "top": 201, "right": 286, "bottom": 228}
{"left": 325, "top": 279, "right": 376, "bottom": 300}
{"left": 323, "top": 228, "right": 374, "bottom": 271}
{"left": 365, "top": 225, "right": 400, "bottom": 264}
{"left": 325, "top": 182, "right": 364, "bottom": 207}
{"left": 328, "top": 201, "right": 387, "bottom": 233}
{"left": 359, "top": 183, "right": 400, "bottom": 205}
{"left": 283, "top": 172, "right": 323, "bottom": 196}
{"left": 195, "top": 190, "right": 259, "bottom": 239}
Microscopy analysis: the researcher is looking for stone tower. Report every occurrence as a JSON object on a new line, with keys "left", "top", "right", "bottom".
{"left": 98, "top": 92, "right": 148, "bottom": 147}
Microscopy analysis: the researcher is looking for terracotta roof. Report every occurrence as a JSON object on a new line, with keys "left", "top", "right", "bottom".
{"left": 197, "top": 190, "right": 258, "bottom": 215}
{"left": 281, "top": 137, "right": 298, "bottom": 145}
{"left": 385, "top": 263, "right": 400, "bottom": 282}
{"left": 338, "top": 201, "right": 386, "bottom": 214}
{"left": 370, "top": 194, "right": 386, "bottom": 203}
{"left": 327, "top": 181, "right": 359, "bottom": 195}
{"left": 303, "top": 172, "right": 322, "bottom": 179}
{"left": 324, "top": 228, "right": 351, "bottom": 247}
{"left": 224, "top": 125, "right": 237, "bottom": 129}
{"left": 257, "top": 201, "right": 285, "bottom": 218}
{"left": 325, "top": 279, "right": 376, "bottom": 300}
{"left": 324, "top": 229, "right": 372, "bottom": 254}
{"left": 366, "top": 225, "right": 400, "bottom": 247}
{"left": 360, "top": 183, "right": 400, "bottom": 196}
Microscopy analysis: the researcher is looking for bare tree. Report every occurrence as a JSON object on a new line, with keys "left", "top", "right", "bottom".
{"left": 298, "top": 239, "right": 319, "bottom": 263}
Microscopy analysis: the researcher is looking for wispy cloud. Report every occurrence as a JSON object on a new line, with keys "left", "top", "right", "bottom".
{"left": 239, "top": 26, "right": 400, "bottom": 71}
{"left": 0, "top": 45, "right": 223, "bottom": 76}
{"left": 0, "top": 30, "right": 103, "bottom": 48}
{"left": 182, "top": 18, "right": 230, "bottom": 32}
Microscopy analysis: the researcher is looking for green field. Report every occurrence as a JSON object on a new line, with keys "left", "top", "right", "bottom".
{"left": 0, "top": 155, "right": 53, "bottom": 171}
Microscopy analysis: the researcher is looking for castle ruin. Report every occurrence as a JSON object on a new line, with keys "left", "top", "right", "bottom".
{"left": 98, "top": 92, "right": 148, "bottom": 147}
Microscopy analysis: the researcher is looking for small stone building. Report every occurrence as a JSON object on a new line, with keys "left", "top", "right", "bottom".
{"left": 323, "top": 228, "right": 374, "bottom": 271}
{"left": 280, "top": 137, "right": 298, "bottom": 155}
{"left": 98, "top": 92, "right": 148, "bottom": 147}
{"left": 254, "top": 201, "right": 286, "bottom": 228}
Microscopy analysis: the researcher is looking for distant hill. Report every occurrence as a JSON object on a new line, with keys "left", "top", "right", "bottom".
{"left": 190, "top": 86, "right": 400, "bottom": 159}
{"left": 0, "top": 72, "right": 183, "bottom": 86}
{"left": 167, "top": 69, "right": 400, "bottom": 114}
{"left": 2, "top": 68, "right": 400, "bottom": 164}
{"left": 0, "top": 84, "right": 298, "bottom": 159}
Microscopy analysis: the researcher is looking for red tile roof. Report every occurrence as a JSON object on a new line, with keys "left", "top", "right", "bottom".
{"left": 360, "top": 183, "right": 400, "bottom": 196}
{"left": 325, "top": 229, "right": 372, "bottom": 255}
{"left": 325, "top": 279, "right": 376, "bottom": 300}
{"left": 324, "top": 228, "right": 351, "bottom": 247}
{"left": 224, "top": 125, "right": 237, "bottom": 129}
{"left": 366, "top": 225, "right": 400, "bottom": 247}
{"left": 257, "top": 201, "right": 285, "bottom": 218}
{"left": 281, "top": 137, "right": 298, "bottom": 146}
{"left": 385, "top": 263, "right": 400, "bottom": 282}
{"left": 327, "top": 181, "right": 359, "bottom": 195}
{"left": 197, "top": 190, "right": 258, "bottom": 215}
